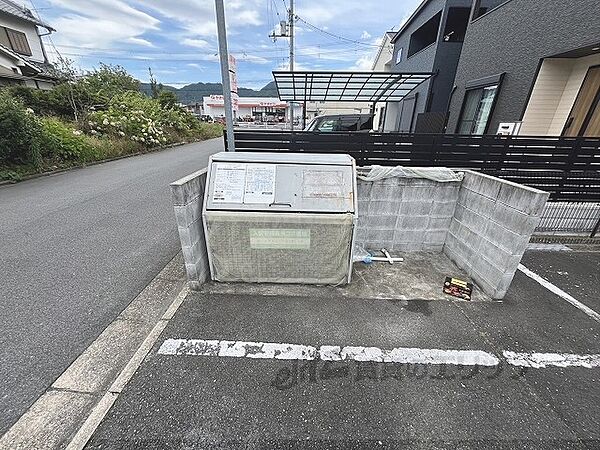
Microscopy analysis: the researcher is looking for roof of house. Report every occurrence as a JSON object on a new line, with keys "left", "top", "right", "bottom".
{"left": 0, "top": 42, "right": 40, "bottom": 70}
{"left": 0, "top": 42, "right": 56, "bottom": 78}
{"left": 0, "top": 0, "right": 55, "bottom": 31}
{"left": 390, "top": 0, "right": 431, "bottom": 43}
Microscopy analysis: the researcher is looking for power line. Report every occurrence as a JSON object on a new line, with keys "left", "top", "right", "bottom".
{"left": 44, "top": 40, "right": 369, "bottom": 56}
{"left": 46, "top": 45, "right": 366, "bottom": 62}
{"left": 295, "top": 15, "right": 381, "bottom": 48}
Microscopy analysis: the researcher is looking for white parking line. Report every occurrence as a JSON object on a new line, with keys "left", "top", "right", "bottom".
{"left": 504, "top": 351, "right": 600, "bottom": 368}
{"left": 518, "top": 264, "right": 600, "bottom": 323}
{"left": 158, "top": 339, "right": 499, "bottom": 367}
{"left": 159, "top": 338, "right": 316, "bottom": 360}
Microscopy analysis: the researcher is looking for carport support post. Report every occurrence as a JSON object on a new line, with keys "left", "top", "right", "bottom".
{"left": 215, "top": 0, "right": 235, "bottom": 152}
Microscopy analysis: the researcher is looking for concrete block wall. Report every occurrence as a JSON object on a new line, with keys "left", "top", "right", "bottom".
{"left": 170, "top": 168, "right": 210, "bottom": 290}
{"left": 443, "top": 171, "right": 549, "bottom": 299}
{"left": 356, "top": 177, "right": 460, "bottom": 253}
{"left": 170, "top": 165, "right": 548, "bottom": 299}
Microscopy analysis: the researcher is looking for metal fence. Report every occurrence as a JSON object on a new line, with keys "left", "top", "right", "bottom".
{"left": 537, "top": 202, "right": 600, "bottom": 236}
{"left": 228, "top": 130, "right": 600, "bottom": 237}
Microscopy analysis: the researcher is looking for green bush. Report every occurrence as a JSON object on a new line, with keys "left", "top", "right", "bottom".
{"left": 39, "top": 117, "right": 101, "bottom": 162}
{"left": 0, "top": 92, "right": 42, "bottom": 166}
{"left": 0, "top": 63, "right": 222, "bottom": 182}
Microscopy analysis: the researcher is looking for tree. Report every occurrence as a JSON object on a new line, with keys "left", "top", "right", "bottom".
{"left": 84, "top": 63, "right": 139, "bottom": 106}
{"left": 157, "top": 90, "right": 179, "bottom": 109}
{"left": 148, "top": 67, "right": 163, "bottom": 99}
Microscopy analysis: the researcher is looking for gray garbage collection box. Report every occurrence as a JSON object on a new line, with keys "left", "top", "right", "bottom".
{"left": 202, "top": 152, "right": 357, "bottom": 284}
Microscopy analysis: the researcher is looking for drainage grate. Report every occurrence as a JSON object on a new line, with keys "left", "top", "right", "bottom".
{"left": 530, "top": 235, "right": 600, "bottom": 245}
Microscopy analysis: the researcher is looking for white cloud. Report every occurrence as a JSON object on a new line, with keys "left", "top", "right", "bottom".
{"left": 186, "top": 63, "right": 204, "bottom": 70}
{"left": 182, "top": 38, "right": 210, "bottom": 49}
{"left": 126, "top": 37, "right": 155, "bottom": 47}
{"left": 361, "top": 31, "right": 371, "bottom": 39}
{"left": 349, "top": 54, "right": 375, "bottom": 71}
{"left": 44, "top": 0, "right": 160, "bottom": 58}
{"left": 133, "top": 0, "right": 263, "bottom": 38}
{"left": 296, "top": 45, "right": 359, "bottom": 62}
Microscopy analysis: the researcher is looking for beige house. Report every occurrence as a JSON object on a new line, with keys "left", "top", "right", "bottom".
{"left": 0, "top": 0, "right": 56, "bottom": 89}
{"left": 520, "top": 50, "right": 600, "bottom": 137}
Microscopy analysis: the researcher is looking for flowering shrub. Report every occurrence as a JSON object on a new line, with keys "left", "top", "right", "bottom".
{"left": 86, "top": 91, "right": 198, "bottom": 147}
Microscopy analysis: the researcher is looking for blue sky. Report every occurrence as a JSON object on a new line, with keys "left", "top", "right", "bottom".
{"left": 29, "top": 0, "right": 422, "bottom": 89}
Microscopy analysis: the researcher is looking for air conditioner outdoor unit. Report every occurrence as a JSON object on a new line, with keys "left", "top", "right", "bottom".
{"left": 202, "top": 152, "right": 357, "bottom": 285}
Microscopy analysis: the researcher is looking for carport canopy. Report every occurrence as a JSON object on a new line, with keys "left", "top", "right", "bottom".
{"left": 272, "top": 70, "right": 434, "bottom": 102}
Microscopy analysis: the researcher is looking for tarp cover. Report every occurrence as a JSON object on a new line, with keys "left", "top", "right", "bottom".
{"left": 357, "top": 166, "right": 463, "bottom": 183}
{"left": 206, "top": 211, "right": 353, "bottom": 285}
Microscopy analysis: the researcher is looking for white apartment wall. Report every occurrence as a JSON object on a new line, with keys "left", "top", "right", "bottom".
{"left": 520, "top": 54, "right": 600, "bottom": 136}
{"left": 372, "top": 34, "right": 393, "bottom": 71}
{"left": 0, "top": 14, "right": 45, "bottom": 63}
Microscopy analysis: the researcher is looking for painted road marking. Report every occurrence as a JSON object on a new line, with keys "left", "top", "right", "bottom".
{"left": 159, "top": 339, "right": 317, "bottom": 360}
{"left": 158, "top": 339, "right": 499, "bottom": 367}
{"left": 518, "top": 264, "right": 600, "bottom": 323}
{"left": 159, "top": 339, "right": 600, "bottom": 370}
{"left": 504, "top": 351, "right": 600, "bottom": 368}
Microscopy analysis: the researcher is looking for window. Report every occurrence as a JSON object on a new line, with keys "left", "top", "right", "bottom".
{"left": 358, "top": 115, "right": 373, "bottom": 131}
{"left": 472, "top": 0, "right": 507, "bottom": 20}
{"left": 337, "top": 117, "right": 359, "bottom": 131}
{"left": 395, "top": 47, "right": 403, "bottom": 64}
{"left": 407, "top": 12, "right": 441, "bottom": 58}
{"left": 4, "top": 27, "right": 32, "bottom": 56}
{"left": 457, "top": 85, "right": 498, "bottom": 134}
{"left": 442, "top": 8, "right": 470, "bottom": 42}
{"left": 315, "top": 118, "right": 337, "bottom": 132}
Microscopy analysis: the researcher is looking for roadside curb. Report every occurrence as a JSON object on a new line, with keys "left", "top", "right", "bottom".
{"left": 0, "top": 252, "right": 189, "bottom": 449}
{"left": 0, "top": 139, "right": 214, "bottom": 186}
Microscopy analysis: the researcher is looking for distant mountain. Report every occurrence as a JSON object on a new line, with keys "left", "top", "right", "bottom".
{"left": 139, "top": 81, "right": 278, "bottom": 104}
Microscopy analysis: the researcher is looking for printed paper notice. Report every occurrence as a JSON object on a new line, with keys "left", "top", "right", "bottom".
{"left": 244, "top": 164, "right": 276, "bottom": 204}
{"left": 212, "top": 163, "right": 247, "bottom": 203}
{"left": 302, "top": 170, "right": 344, "bottom": 198}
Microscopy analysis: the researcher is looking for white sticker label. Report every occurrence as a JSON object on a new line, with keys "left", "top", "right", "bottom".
{"left": 249, "top": 229, "right": 310, "bottom": 249}
{"left": 212, "top": 163, "right": 247, "bottom": 203}
{"left": 244, "top": 164, "right": 276, "bottom": 204}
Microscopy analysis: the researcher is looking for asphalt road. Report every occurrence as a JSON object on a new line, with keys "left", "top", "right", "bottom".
{"left": 0, "top": 138, "right": 222, "bottom": 435}
{"left": 87, "top": 249, "right": 600, "bottom": 449}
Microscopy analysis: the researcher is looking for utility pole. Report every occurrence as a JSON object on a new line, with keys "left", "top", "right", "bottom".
{"left": 215, "top": 0, "right": 235, "bottom": 151}
{"left": 269, "top": 1, "right": 295, "bottom": 130}
{"left": 289, "top": 0, "right": 295, "bottom": 131}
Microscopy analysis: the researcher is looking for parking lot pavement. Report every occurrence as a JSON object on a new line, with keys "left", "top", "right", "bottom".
{"left": 520, "top": 250, "right": 600, "bottom": 311}
{"left": 85, "top": 250, "right": 600, "bottom": 449}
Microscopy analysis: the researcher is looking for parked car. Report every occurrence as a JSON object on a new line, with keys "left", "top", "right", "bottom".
{"left": 304, "top": 114, "right": 373, "bottom": 132}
